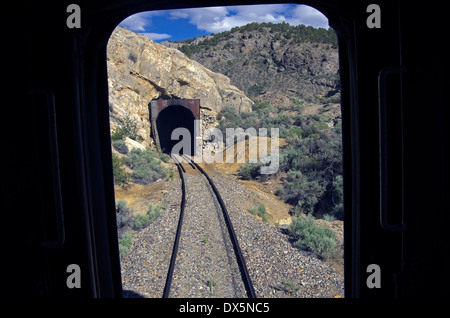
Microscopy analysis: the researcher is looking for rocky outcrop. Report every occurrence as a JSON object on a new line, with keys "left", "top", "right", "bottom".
{"left": 162, "top": 24, "right": 339, "bottom": 105}
{"left": 107, "top": 26, "right": 253, "bottom": 147}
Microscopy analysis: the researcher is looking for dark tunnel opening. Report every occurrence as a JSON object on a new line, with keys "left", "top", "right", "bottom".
{"left": 155, "top": 105, "right": 195, "bottom": 156}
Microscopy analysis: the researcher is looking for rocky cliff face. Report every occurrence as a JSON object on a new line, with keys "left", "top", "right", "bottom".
{"left": 107, "top": 26, "right": 253, "bottom": 148}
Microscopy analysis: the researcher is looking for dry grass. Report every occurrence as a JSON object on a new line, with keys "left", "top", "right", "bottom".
{"left": 114, "top": 180, "right": 171, "bottom": 216}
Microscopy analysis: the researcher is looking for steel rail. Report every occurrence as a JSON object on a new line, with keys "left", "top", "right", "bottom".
{"left": 181, "top": 155, "right": 256, "bottom": 298}
{"left": 162, "top": 155, "right": 186, "bottom": 298}
{"left": 163, "top": 154, "right": 256, "bottom": 298}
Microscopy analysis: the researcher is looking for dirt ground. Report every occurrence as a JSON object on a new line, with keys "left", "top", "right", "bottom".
{"left": 114, "top": 180, "right": 171, "bottom": 216}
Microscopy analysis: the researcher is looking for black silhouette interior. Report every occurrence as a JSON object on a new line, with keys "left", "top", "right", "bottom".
{"left": 156, "top": 105, "right": 195, "bottom": 156}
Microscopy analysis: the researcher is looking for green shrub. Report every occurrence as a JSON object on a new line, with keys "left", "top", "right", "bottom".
{"left": 238, "top": 163, "right": 261, "bottom": 180}
{"left": 113, "top": 140, "right": 129, "bottom": 154}
{"left": 112, "top": 154, "right": 130, "bottom": 186}
{"left": 118, "top": 232, "right": 133, "bottom": 256}
{"left": 248, "top": 204, "right": 268, "bottom": 222}
{"left": 111, "top": 127, "right": 126, "bottom": 141}
{"left": 216, "top": 98, "right": 343, "bottom": 219}
{"left": 112, "top": 115, "right": 143, "bottom": 142}
{"left": 166, "top": 169, "right": 174, "bottom": 181}
{"left": 280, "top": 171, "right": 324, "bottom": 214}
{"left": 125, "top": 148, "right": 168, "bottom": 185}
{"left": 290, "top": 126, "right": 304, "bottom": 137}
{"left": 147, "top": 204, "right": 164, "bottom": 223}
{"left": 116, "top": 199, "right": 134, "bottom": 237}
{"left": 158, "top": 152, "right": 171, "bottom": 163}
{"left": 122, "top": 114, "right": 142, "bottom": 142}
{"left": 134, "top": 214, "right": 150, "bottom": 231}
{"left": 289, "top": 213, "right": 337, "bottom": 259}
{"left": 116, "top": 201, "right": 166, "bottom": 257}
{"left": 116, "top": 199, "right": 131, "bottom": 215}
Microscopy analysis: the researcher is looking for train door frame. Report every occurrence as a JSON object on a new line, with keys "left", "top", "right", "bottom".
{"left": 3, "top": 0, "right": 448, "bottom": 298}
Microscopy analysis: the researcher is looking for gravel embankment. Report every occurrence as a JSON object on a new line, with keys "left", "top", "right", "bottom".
{"left": 120, "top": 165, "right": 344, "bottom": 298}
{"left": 207, "top": 170, "right": 344, "bottom": 298}
{"left": 169, "top": 173, "right": 246, "bottom": 298}
{"left": 121, "top": 178, "right": 182, "bottom": 298}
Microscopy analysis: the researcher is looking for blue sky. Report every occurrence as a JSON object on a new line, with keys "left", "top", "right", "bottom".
{"left": 119, "top": 4, "right": 329, "bottom": 42}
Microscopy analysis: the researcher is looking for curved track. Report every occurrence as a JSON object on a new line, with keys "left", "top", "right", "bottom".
{"left": 163, "top": 154, "right": 256, "bottom": 298}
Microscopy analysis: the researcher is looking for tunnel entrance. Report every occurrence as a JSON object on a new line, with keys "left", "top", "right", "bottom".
{"left": 155, "top": 105, "right": 195, "bottom": 156}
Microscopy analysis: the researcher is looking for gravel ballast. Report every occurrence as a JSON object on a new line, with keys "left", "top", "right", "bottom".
{"left": 120, "top": 164, "right": 344, "bottom": 298}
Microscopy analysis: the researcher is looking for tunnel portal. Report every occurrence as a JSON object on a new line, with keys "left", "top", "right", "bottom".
{"left": 156, "top": 105, "right": 195, "bottom": 155}
{"left": 150, "top": 99, "right": 200, "bottom": 156}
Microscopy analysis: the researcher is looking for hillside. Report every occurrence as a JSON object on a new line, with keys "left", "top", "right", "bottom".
{"left": 108, "top": 23, "right": 342, "bottom": 219}
{"left": 107, "top": 26, "right": 253, "bottom": 149}
{"left": 162, "top": 22, "right": 339, "bottom": 105}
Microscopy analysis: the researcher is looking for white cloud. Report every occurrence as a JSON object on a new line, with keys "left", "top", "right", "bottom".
{"left": 140, "top": 33, "right": 172, "bottom": 41}
{"left": 169, "top": 5, "right": 287, "bottom": 33}
{"left": 215, "top": 5, "right": 288, "bottom": 31}
{"left": 232, "top": 4, "right": 288, "bottom": 21}
{"left": 287, "top": 5, "right": 329, "bottom": 29}
{"left": 120, "top": 13, "right": 149, "bottom": 31}
{"left": 169, "top": 10, "right": 190, "bottom": 20}
{"left": 119, "top": 11, "right": 162, "bottom": 31}
{"left": 119, "top": 5, "right": 329, "bottom": 37}
{"left": 168, "top": 4, "right": 329, "bottom": 33}
{"left": 170, "top": 7, "right": 230, "bottom": 33}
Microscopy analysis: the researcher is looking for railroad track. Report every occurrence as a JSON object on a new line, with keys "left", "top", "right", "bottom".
{"left": 163, "top": 154, "right": 256, "bottom": 298}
